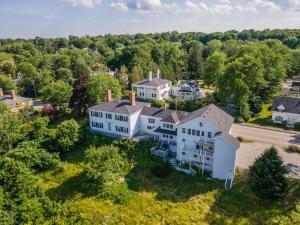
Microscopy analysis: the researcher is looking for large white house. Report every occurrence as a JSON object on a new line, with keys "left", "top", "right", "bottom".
{"left": 171, "top": 80, "right": 204, "bottom": 101}
{"left": 132, "top": 70, "right": 172, "bottom": 101}
{"left": 88, "top": 90, "right": 240, "bottom": 181}
{"left": 272, "top": 96, "right": 300, "bottom": 127}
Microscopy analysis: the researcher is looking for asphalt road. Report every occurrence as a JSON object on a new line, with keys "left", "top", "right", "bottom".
{"left": 231, "top": 124, "right": 300, "bottom": 148}
{"left": 231, "top": 124, "right": 300, "bottom": 177}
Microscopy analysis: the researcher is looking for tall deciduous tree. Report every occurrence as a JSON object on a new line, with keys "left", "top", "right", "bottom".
{"left": 203, "top": 51, "right": 225, "bottom": 87}
{"left": 40, "top": 80, "right": 72, "bottom": 109}
{"left": 69, "top": 74, "right": 90, "bottom": 115}
{"left": 86, "top": 74, "right": 122, "bottom": 103}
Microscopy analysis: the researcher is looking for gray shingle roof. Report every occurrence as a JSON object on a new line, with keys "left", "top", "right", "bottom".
{"left": 0, "top": 95, "right": 32, "bottom": 106}
{"left": 179, "top": 104, "right": 234, "bottom": 132}
{"left": 217, "top": 132, "right": 240, "bottom": 149}
{"left": 272, "top": 96, "right": 300, "bottom": 114}
{"left": 134, "top": 78, "right": 171, "bottom": 87}
{"left": 140, "top": 107, "right": 190, "bottom": 124}
{"left": 89, "top": 100, "right": 150, "bottom": 115}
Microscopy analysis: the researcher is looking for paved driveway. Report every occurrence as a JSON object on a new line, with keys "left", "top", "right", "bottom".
{"left": 231, "top": 124, "right": 300, "bottom": 178}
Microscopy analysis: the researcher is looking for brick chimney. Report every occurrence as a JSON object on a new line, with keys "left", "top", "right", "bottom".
{"left": 157, "top": 69, "right": 160, "bottom": 79}
{"left": 148, "top": 71, "right": 153, "bottom": 81}
{"left": 106, "top": 89, "right": 112, "bottom": 102}
{"left": 129, "top": 92, "right": 136, "bottom": 106}
{"left": 162, "top": 103, "right": 168, "bottom": 110}
{"left": 10, "top": 90, "right": 16, "bottom": 100}
{"left": 0, "top": 87, "right": 3, "bottom": 98}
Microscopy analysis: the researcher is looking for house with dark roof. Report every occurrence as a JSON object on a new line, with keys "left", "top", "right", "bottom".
{"left": 171, "top": 80, "right": 205, "bottom": 100}
{"left": 0, "top": 88, "right": 32, "bottom": 112}
{"left": 272, "top": 96, "right": 300, "bottom": 127}
{"left": 132, "top": 70, "right": 172, "bottom": 101}
{"left": 88, "top": 90, "right": 239, "bottom": 180}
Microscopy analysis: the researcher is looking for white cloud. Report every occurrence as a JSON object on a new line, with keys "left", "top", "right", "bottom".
{"left": 111, "top": 0, "right": 179, "bottom": 12}
{"left": 111, "top": 2, "right": 128, "bottom": 11}
{"left": 65, "top": 0, "right": 101, "bottom": 8}
{"left": 251, "top": 0, "right": 281, "bottom": 11}
{"left": 185, "top": 1, "right": 233, "bottom": 15}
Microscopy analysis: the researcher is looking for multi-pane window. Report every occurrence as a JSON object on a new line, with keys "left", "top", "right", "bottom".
{"left": 182, "top": 128, "right": 186, "bottom": 134}
{"left": 192, "top": 129, "right": 196, "bottom": 135}
{"left": 196, "top": 130, "right": 200, "bottom": 136}
{"left": 115, "top": 126, "right": 129, "bottom": 133}
{"left": 188, "top": 129, "right": 191, "bottom": 135}
{"left": 199, "top": 122, "right": 203, "bottom": 127}
{"left": 106, "top": 113, "right": 112, "bottom": 119}
{"left": 152, "top": 93, "right": 156, "bottom": 97}
{"left": 201, "top": 131, "right": 204, "bottom": 136}
{"left": 91, "top": 111, "right": 102, "bottom": 117}
{"left": 208, "top": 132, "right": 212, "bottom": 138}
{"left": 91, "top": 122, "right": 103, "bottom": 128}
{"left": 115, "top": 114, "right": 129, "bottom": 122}
{"left": 148, "top": 118, "right": 155, "bottom": 124}
{"left": 147, "top": 126, "right": 152, "bottom": 130}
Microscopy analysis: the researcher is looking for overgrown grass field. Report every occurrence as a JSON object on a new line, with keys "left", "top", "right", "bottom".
{"left": 38, "top": 130, "right": 300, "bottom": 225}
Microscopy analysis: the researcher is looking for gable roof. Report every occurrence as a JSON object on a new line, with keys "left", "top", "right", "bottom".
{"left": 272, "top": 96, "right": 300, "bottom": 114}
{"left": 178, "top": 104, "right": 234, "bottom": 132}
{"left": 89, "top": 100, "right": 150, "bottom": 115}
{"left": 134, "top": 78, "right": 171, "bottom": 87}
{"left": 216, "top": 132, "right": 240, "bottom": 149}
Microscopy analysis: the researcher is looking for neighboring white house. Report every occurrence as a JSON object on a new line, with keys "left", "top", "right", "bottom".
{"left": 132, "top": 70, "right": 172, "bottom": 101}
{"left": 272, "top": 96, "right": 300, "bottom": 127}
{"left": 88, "top": 90, "right": 240, "bottom": 181}
{"left": 171, "top": 80, "right": 205, "bottom": 101}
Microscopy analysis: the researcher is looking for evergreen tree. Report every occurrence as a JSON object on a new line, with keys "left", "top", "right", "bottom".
{"left": 248, "top": 147, "right": 288, "bottom": 200}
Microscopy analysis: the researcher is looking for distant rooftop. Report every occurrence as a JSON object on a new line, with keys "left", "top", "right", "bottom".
{"left": 0, "top": 95, "right": 32, "bottom": 106}
{"left": 89, "top": 100, "right": 150, "bottom": 115}
{"left": 133, "top": 78, "right": 171, "bottom": 87}
{"left": 272, "top": 96, "right": 300, "bottom": 114}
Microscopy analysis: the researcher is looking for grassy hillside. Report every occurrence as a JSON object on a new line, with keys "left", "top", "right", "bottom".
{"left": 38, "top": 134, "right": 300, "bottom": 225}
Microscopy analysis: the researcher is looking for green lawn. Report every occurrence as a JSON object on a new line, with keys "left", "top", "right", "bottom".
{"left": 248, "top": 103, "right": 286, "bottom": 129}
{"left": 38, "top": 135, "right": 300, "bottom": 225}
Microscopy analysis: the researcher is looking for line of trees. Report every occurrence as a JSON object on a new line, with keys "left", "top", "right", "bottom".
{"left": 0, "top": 30, "right": 299, "bottom": 120}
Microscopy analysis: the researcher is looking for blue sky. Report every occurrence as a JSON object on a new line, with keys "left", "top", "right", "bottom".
{"left": 0, "top": 0, "right": 300, "bottom": 38}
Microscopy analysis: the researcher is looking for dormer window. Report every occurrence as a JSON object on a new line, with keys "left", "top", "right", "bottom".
{"left": 277, "top": 104, "right": 285, "bottom": 112}
{"left": 199, "top": 122, "right": 203, "bottom": 127}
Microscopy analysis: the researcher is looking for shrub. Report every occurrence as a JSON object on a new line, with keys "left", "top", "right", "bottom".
{"left": 151, "top": 163, "right": 172, "bottom": 178}
{"left": 286, "top": 145, "right": 300, "bottom": 153}
{"left": 56, "top": 119, "right": 80, "bottom": 151}
{"left": 248, "top": 147, "right": 288, "bottom": 200}
{"left": 85, "top": 146, "right": 124, "bottom": 189}
{"left": 151, "top": 100, "right": 164, "bottom": 108}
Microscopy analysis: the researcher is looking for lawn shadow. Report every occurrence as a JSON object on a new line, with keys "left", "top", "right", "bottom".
{"left": 45, "top": 171, "right": 97, "bottom": 202}
{"left": 205, "top": 171, "right": 279, "bottom": 225}
{"left": 125, "top": 166, "right": 222, "bottom": 203}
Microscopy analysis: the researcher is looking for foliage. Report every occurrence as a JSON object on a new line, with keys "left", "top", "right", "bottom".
{"left": 69, "top": 74, "right": 91, "bottom": 115}
{"left": 151, "top": 99, "right": 164, "bottom": 108}
{"left": 0, "top": 110, "right": 22, "bottom": 153}
{"left": 6, "top": 141, "right": 60, "bottom": 172}
{"left": 86, "top": 73, "right": 122, "bottom": 103}
{"left": 40, "top": 80, "right": 72, "bottom": 108}
{"left": 150, "top": 162, "right": 173, "bottom": 178}
{"left": 85, "top": 145, "right": 124, "bottom": 189}
{"left": 286, "top": 145, "right": 300, "bottom": 153}
{"left": 248, "top": 147, "right": 288, "bottom": 200}
{"left": 56, "top": 119, "right": 80, "bottom": 151}
{"left": 0, "top": 74, "right": 17, "bottom": 93}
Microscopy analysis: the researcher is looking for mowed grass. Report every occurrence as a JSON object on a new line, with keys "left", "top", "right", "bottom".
{"left": 247, "top": 103, "right": 286, "bottom": 129}
{"left": 39, "top": 159, "right": 300, "bottom": 225}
